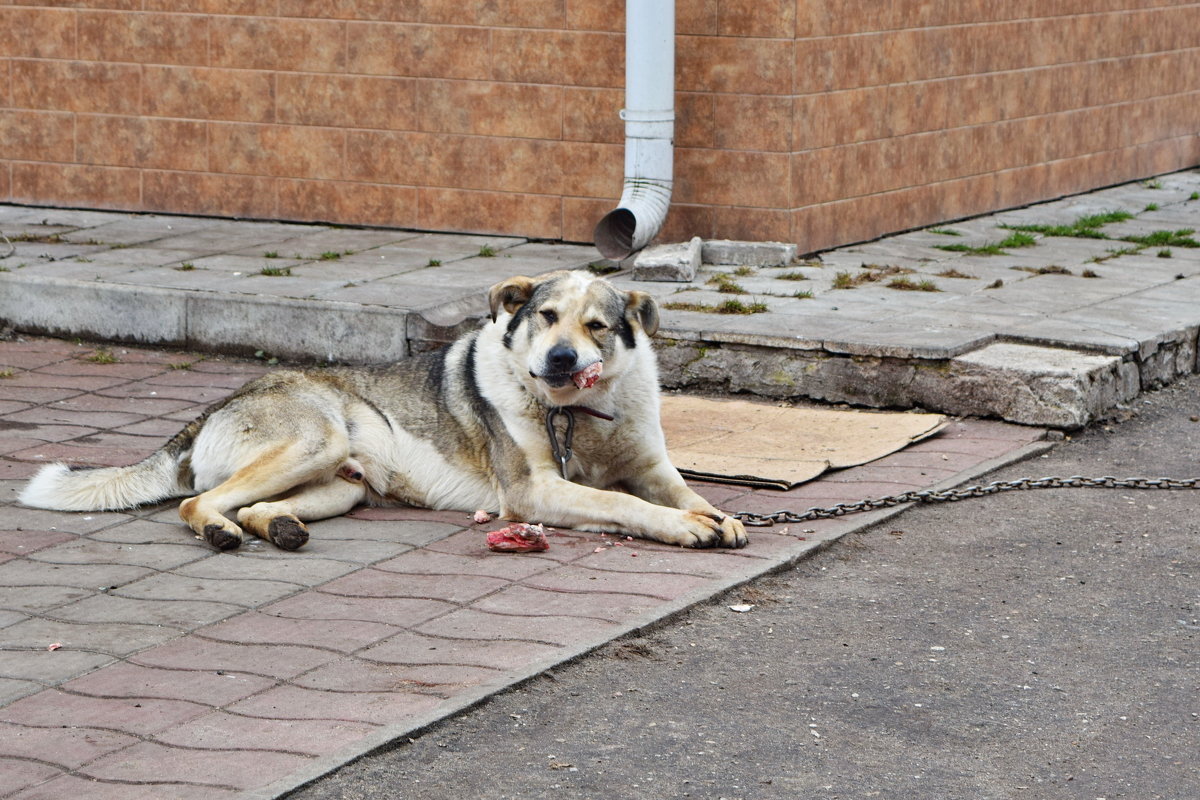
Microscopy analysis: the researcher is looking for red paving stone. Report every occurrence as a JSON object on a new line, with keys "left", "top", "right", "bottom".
{"left": 0, "top": 761, "right": 64, "bottom": 798}
{"left": 0, "top": 335, "right": 1048, "bottom": 798}
{"left": 0, "top": 720, "right": 137, "bottom": 768}
{"left": 61, "top": 662, "right": 275, "bottom": 707}
{"left": 293, "top": 658, "right": 499, "bottom": 693}
{"left": 225, "top": 684, "right": 444, "bottom": 725}
{"left": 152, "top": 710, "right": 379, "bottom": 756}
{"left": 78, "top": 740, "right": 313, "bottom": 788}
{"left": 11, "top": 775, "right": 241, "bottom": 800}
{"left": 0, "top": 692, "right": 211, "bottom": 735}
{"left": 130, "top": 639, "right": 342, "bottom": 680}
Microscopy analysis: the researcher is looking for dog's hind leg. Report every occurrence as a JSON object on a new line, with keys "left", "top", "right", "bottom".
{"left": 236, "top": 477, "right": 367, "bottom": 550}
{"left": 179, "top": 439, "right": 346, "bottom": 551}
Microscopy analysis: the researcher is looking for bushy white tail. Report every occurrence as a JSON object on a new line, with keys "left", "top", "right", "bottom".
{"left": 19, "top": 450, "right": 188, "bottom": 511}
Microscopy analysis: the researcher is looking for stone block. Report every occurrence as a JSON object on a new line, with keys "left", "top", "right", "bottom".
{"left": 184, "top": 293, "right": 409, "bottom": 364}
{"left": 701, "top": 239, "right": 797, "bottom": 267}
{"left": 0, "top": 274, "right": 187, "bottom": 345}
{"left": 946, "top": 342, "right": 1140, "bottom": 428}
{"left": 632, "top": 236, "right": 701, "bottom": 282}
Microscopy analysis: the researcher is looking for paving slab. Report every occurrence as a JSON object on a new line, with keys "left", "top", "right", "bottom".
{"left": 0, "top": 335, "right": 1051, "bottom": 798}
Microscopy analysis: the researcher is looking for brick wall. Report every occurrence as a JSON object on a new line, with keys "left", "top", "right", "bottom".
{"left": 1, "top": 1, "right": 1198, "bottom": 254}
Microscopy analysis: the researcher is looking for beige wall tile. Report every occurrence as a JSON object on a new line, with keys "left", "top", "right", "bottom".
{"left": 76, "top": 115, "right": 209, "bottom": 171}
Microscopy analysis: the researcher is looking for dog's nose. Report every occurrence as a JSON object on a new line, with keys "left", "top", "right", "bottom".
{"left": 545, "top": 344, "right": 577, "bottom": 373}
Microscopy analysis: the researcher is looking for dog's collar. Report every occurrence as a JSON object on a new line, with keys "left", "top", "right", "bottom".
{"left": 545, "top": 405, "right": 615, "bottom": 479}
{"left": 565, "top": 404, "right": 615, "bottom": 421}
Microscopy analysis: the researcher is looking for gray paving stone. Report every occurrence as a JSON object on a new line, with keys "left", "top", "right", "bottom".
{"left": 2, "top": 510, "right": 133, "bottom": 534}
{"left": 981, "top": 274, "right": 1131, "bottom": 312}
{"left": 232, "top": 536, "right": 412, "bottom": 565}
{"left": 998, "top": 318, "right": 1141, "bottom": 355}
{"left": 5, "top": 255, "right": 112, "bottom": 277}
{"left": 51, "top": 593, "right": 244, "bottom": 628}
{"left": 172, "top": 254, "right": 307, "bottom": 273}
{"left": 287, "top": 259, "right": 424, "bottom": 282}
{"left": 0, "top": 648, "right": 116, "bottom": 683}
{"left": 236, "top": 228, "right": 420, "bottom": 259}
{"left": 234, "top": 273, "right": 353, "bottom": 299}
{"left": 0, "top": 610, "right": 27, "bottom": 628}
{"left": 0, "top": 617, "right": 179, "bottom": 655}
{"left": 842, "top": 239, "right": 959, "bottom": 263}
{"left": 86, "top": 519, "right": 201, "bottom": 545}
{"left": 174, "top": 553, "right": 359, "bottom": 585}
{"left": 0, "top": 585, "right": 93, "bottom": 613}
{"left": 27, "top": 539, "right": 206, "bottom": 570}
{"left": 0, "top": 677, "right": 40, "bottom": 704}
{"left": 114, "top": 573, "right": 299, "bottom": 607}
{"left": 149, "top": 221, "right": 316, "bottom": 253}
{"left": 62, "top": 216, "right": 216, "bottom": 245}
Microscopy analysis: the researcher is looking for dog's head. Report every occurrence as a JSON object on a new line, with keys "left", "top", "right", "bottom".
{"left": 488, "top": 271, "right": 659, "bottom": 402}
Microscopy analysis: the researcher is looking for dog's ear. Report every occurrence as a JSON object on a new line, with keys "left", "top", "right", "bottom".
{"left": 624, "top": 290, "right": 659, "bottom": 337}
{"left": 488, "top": 276, "right": 536, "bottom": 322}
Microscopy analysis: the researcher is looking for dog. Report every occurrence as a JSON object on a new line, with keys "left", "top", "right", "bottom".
{"left": 20, "top": 270, "right": 748, "bottom": 551}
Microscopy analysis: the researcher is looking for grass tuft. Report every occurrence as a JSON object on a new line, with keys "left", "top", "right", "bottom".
{"left": 1000, "top": 210, "right": 1133, "bottom": 242}
{"left": 707, "top": 273, "right": 747, "bottom": 294}
{"left": 936, "top": 268, "right": 974, "bottom": 279}
{"left": 1122, "top": 229, "right": 1199, "bottom": 248}
{"left": 887, "top": 277, "right": 940, "bottom": 292}
{"left": 85, "top": 348, "right": 118, "bottom": 364}
{"left": 662, "top": 299, "right": 769, "bottom": 315}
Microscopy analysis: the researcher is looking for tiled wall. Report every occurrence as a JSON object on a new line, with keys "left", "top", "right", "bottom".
{"left": 2, "top": 1, "right": 1199, "bottom": 253}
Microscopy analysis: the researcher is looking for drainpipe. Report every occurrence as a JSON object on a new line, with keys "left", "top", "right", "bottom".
{"left": 593, "top": 0, "right": 675, "bottom": 260}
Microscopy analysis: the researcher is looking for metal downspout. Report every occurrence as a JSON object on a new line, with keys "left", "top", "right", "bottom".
{"left": 593, "top": 0, "right": 675, "bottom": 260}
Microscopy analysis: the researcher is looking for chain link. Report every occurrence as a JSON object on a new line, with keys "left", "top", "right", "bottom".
{"left": 733, "top": 476, "right": 1200, "bottom": 527}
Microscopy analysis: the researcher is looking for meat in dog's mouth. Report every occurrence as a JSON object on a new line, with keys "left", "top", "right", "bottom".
{"left": 532, "top": 361, "right": 603, "bottom": 390}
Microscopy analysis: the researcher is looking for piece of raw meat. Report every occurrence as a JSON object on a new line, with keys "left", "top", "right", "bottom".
{"left": 572, "top": 361, "right": 603, "bottom": 389}
{"left": 486, "top": 522, "right": 549, "bottom": 552}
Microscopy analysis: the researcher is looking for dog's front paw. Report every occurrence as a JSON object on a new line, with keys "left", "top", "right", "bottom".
{"left": 715, "top": 513, "right": 748, "bottom": 548}
{"left": 672, "top": 511, "right": 748, "bottom": 549}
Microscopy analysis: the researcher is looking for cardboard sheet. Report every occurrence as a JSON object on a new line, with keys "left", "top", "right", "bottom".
{"left": 660, "top": 395, "right": 948, "bottom": 490}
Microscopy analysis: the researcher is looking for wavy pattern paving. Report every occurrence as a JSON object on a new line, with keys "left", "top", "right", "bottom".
{"left": 0, "top": 337, "right": 1046, "bottom": 798}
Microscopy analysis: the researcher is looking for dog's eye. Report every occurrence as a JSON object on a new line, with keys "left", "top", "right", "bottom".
{"left": 585, "top": 320, "right": 607, "bottom": 332}
{"left": 540, "top": 309, "right": 558, "bottom": 325}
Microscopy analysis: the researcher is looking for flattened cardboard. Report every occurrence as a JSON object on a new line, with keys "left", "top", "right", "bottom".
{"left": 661, "top": 395, "right": 948, "bottom": 490}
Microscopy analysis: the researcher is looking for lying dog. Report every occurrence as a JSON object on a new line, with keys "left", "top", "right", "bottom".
{"left": 20, "top": 270, "right": 747, "bottom": 551}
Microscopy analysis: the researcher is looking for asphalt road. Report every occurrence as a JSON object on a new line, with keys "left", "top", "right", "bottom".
{"left": 289, "top": 376, "right": 1200, "bottom": 800}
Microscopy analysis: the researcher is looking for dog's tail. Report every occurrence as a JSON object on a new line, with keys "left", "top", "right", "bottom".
{"left": 19, "top": 426, "right": 197, "bottom": 512}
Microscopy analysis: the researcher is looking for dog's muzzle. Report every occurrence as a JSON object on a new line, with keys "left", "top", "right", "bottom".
{"left": 533, "top": 344, "right": 581, "bottom": 388}
{"left": 532, "top": 345, "right": 603, "bottom": 390}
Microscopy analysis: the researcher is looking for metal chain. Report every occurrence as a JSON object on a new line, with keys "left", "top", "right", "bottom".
{"left": 545, "top": 407, "right": 576, "bottom": 480}
{"left": 733, "top": 475, "right": 1200, "bottom": 527}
